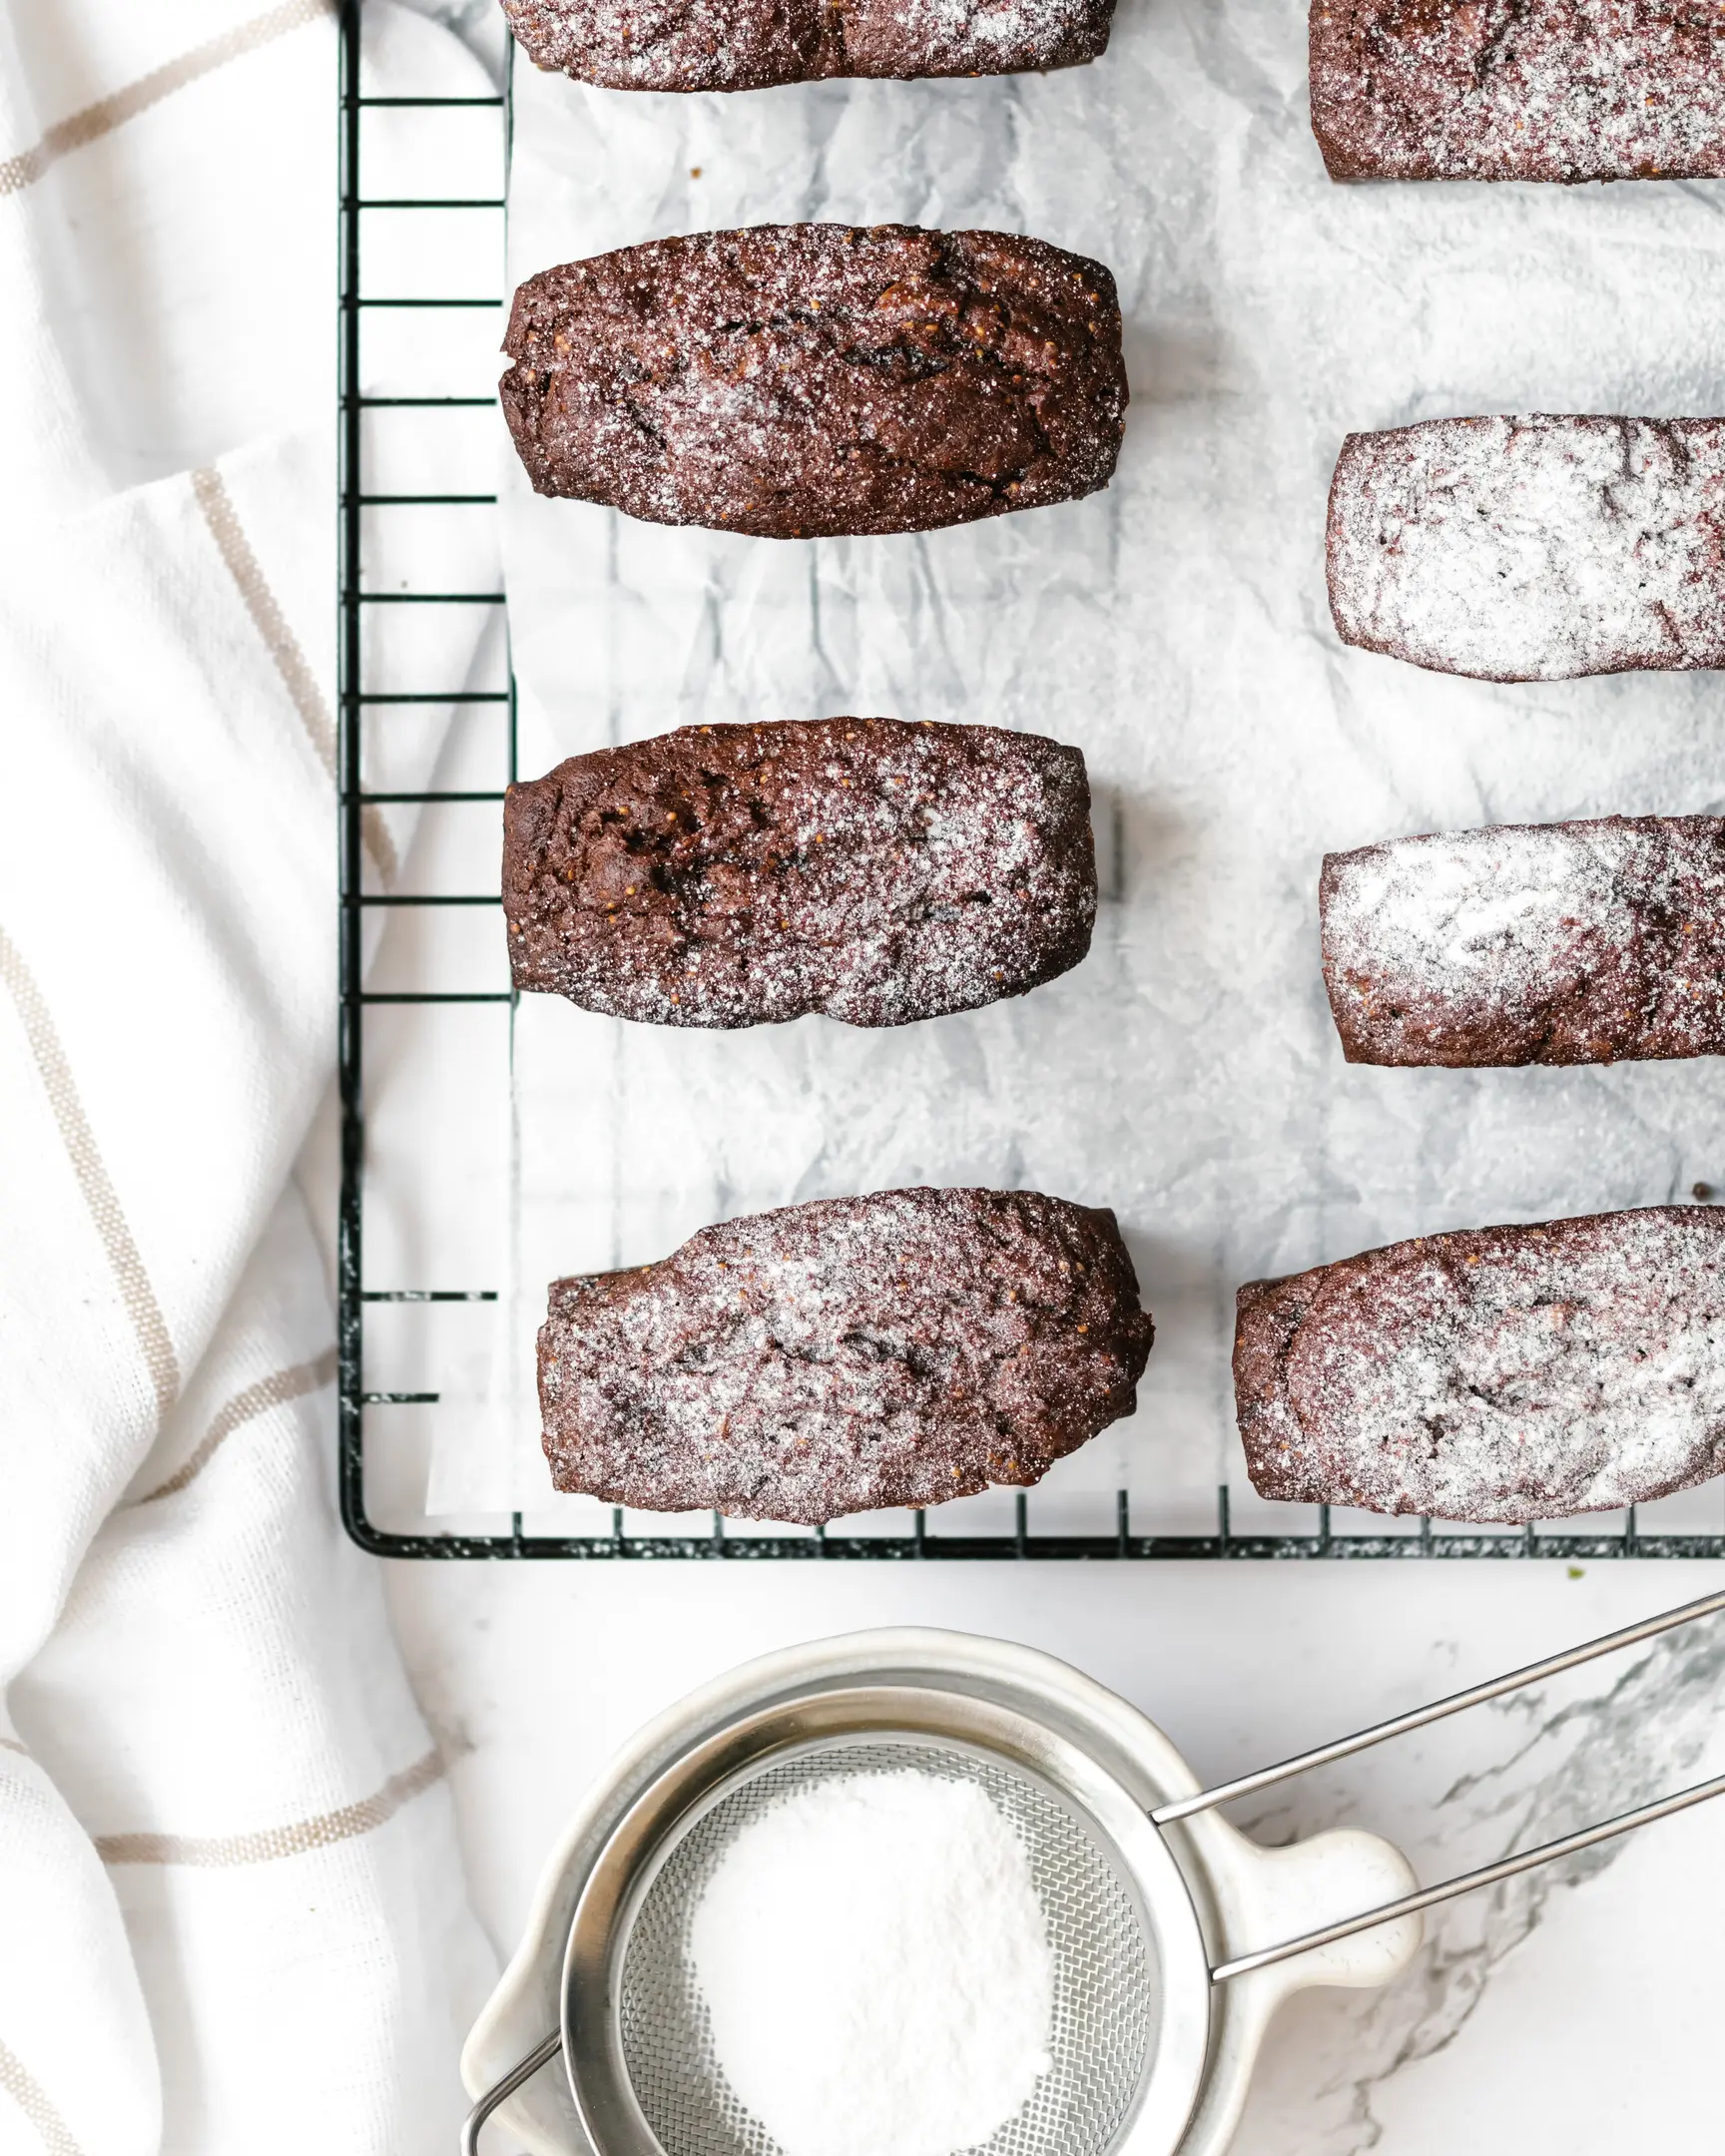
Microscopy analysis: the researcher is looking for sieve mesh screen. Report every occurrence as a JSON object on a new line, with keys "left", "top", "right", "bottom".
{"left": 617, "top": 1739, "right": 1154, "bottom": 2156}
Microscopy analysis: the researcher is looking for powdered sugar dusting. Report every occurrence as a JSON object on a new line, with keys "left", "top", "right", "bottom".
{"left": 499, "top": 226, "right": 1127, "bottom": 540}
{"left": 504, "top": 0, "right": 1111, "bottom": 91}
{"left": 537, "top": 1186, "right": 1153, "bottom": 1522}
{"left": 1311, "top": 0, "right": 1725, "bottom": 182}
{"left": 1327, "top": 416, "right": 1725, "bottom": 682}
{"left": 1321, "top": 815, "right": 1725, "bottom": 1066}
{"left": 505, "top": 718, "right": 1097, "bottom": 1028}
{"left": 1236, "top": 1206, "right": 1725, "bottom": 1521}
{"left": 883, "top": 0, "right": 1102, "bottom": 61}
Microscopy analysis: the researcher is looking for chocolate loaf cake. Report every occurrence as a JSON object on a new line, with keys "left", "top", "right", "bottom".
{"left": 1327, "top": 416, "right": 1725, "bottom": 682}
{"left": 504, "top": 718, "right": 1097, "bottom": 1028}
{"left": 503, "top": 0, "right": 1116, "bottom": 91}
{"left": 539, "top": 1187, "right": 1154, "bottom": 1523}
{"left": 1235, "top": 1207, "right": 1725, "bottom": 1522}
{"left": 1322, "top": 816, "right": 1725, "bottom": 1067}
{"left": 1310, "top": 0, "right": 1725, "bottom": 182}
{"left": 500, "top": 225, "right": 1127, "bottom": 540}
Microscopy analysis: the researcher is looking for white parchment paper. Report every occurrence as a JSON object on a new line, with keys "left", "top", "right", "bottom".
{"left": 425, "top": 0, "right": 1725, "bottom": 1520}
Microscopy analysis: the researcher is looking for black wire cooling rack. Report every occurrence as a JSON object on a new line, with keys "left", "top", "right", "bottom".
{"left": 334, "top": 0, "right": 1725, "bottom": 1562}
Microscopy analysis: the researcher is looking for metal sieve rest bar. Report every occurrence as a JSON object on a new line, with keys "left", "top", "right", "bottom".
{"left": 1210, "top": 1767, "right": 1725, "bottom": 1984}
{"left": 1152, "top": 1581, "right": 1725, "bottom": 1827}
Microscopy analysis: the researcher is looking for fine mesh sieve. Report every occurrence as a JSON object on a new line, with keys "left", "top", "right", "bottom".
{"left": 616, "top": 1739, "right": 1155, "bottom": 2156}
{"left": 529, "top": 1684, "right": 1214, "bottom": 2156}
{"left": 464, "top": 1591, "right": 1725, "bottom": 2156}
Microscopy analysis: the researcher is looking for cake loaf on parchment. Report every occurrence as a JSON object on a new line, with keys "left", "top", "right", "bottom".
{"left": 503, "top": 719, "right": 1097, "bottom": 1029}
{"left": 1310, "top": 0, "right": 1725, "bottom": 182}
{"left": 1327, "top": 416, "right": 1725, "bottom": 682}
{"left": 503, "top": 0, "right": 1117, "bottom": 91}
{"left": 1234, "top": 1208, "right": 1725, "bottom": 1522}
{"left": 539, "top": 1187, "right": 1154, "bottom": 1524}
{"left": 500, "top": 225, "right": 1127, "bottom": 540}
{"left": 1321, "top": 816, "right": 1725, "bottom": 1067}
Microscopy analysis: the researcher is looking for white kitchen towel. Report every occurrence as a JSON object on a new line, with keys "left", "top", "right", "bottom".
{"left": 0, "top": 3, "right": 497, "bottom": 2152}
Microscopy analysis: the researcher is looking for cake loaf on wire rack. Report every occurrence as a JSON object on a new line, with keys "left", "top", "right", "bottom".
{"left": 500, "top": 225, "right": 1127, "bottom": 540}
{"left": 1327, "top": 415, "right": 1725, "bottom": 682}
{"left": 1234, "top": 1207, "right": 1725, "bottom": 1523}
{"left": 1320, "top": 815, "right": 1725, "bottom": 1068}
{"left": 503, "top": 718, "right": 1097, "bottom": 1029}
{"left": 538, "top": 1187, "right": 1154, "bottom": 1524}
{"left": 1310, "top": 0, "right": 1725, "bottom": 182}
{"left": 503, "top": 0, "right": 1118, "bottom": 91}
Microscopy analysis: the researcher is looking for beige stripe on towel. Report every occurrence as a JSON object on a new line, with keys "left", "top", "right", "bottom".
{"left": 0, "top": 2039, "right": 84, "bottom": 2156}
{"left": 98, "top": 1750, "right": 444, "bottom": 1868}
{"left": 192, "top": 467, "right": 398, "bottom": 884}
{"left": 0, "top": 923, "right": 180, "bottom": 1418}
{"left": 0, "top": 0, "right": 332, "bottom": 199}
{"left": 138, "top": 1348, "right": 337, "bottom": 1503}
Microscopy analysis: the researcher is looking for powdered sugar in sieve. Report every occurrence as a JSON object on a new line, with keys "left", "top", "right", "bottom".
{"left": 616, "top": 1741, "right": 1154, "bottom": 2156}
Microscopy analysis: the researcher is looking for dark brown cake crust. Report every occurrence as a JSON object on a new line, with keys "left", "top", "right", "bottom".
{"left": 500, "top": 225, "right": 1127, "bottom": 540}
{"left": 503, "top": 0, "right": 1116, "bottom": 91}
{"left": 1235, "top": 1208, "right": 1725, "bottom": 1523}
{"left": 504, "top": 718, "right": 1097, "bottom": 1029}
{"left": 539, "top": 1187, "right": 1154, "bottom": 1523}
{"left": 1321, "top": 816, "right": 1725, "bottom": 1068}
{"left": 1310, "top": 0, "right": 1725, "bottom": 183}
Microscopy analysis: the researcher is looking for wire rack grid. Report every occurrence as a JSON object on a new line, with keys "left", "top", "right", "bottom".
{"left": 334, "top": 1, "right": 1725, "bottom": 1562}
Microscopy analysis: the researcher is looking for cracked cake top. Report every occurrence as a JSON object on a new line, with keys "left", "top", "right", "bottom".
{"left": 500, "top": 224, "right": 1127, "bottom": 539}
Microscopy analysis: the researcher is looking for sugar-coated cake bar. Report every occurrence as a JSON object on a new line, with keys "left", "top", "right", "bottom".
{"left": 1235, "top": 1208, "right": 1725, "bottom": 1523}
{"left": 1310, "top": 0, "right": 1725, "bottom": 183}
{"left": 504, "top": 719, "right": 1097, "bottom": 1029}
{"left": 500, "top": 225, "right": 1127, "bottom": 540}
{"left": 1337, "top": 411, "right": 1725, "bottom": 681}
{"left": 1327, "top": 415, "right": 1725, "bottom": 682}
{"left": 1321, "top": 815, "right": 1725, "bottom": 1067}
{"left": 503, "top": 0, "right": 1117, "bottom": 91}
{"left": 539, "top": 1188, "right": 1154, "bottom": 1523}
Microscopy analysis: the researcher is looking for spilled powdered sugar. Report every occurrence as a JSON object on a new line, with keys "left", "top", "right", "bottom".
{"left": 1321, "top": 815, "right": 1725, "bottom": 1066}
{"left": 688, "top": 1771, "right": 1053, "bottom": 2156}
{"left": 1239, "top": 1206, "right": 1725, "bottom": 1521}
{"left": 1328, "top": 416, "right": 1725, "bottom": 682}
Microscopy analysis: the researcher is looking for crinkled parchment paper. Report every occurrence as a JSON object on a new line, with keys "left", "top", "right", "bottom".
{"left": 425, "top": 0, "right": 1725, "bottom": 1521}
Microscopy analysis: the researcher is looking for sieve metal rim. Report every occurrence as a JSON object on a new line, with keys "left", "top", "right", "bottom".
{"left": 557, "top": 1683, "right": 1214, "bottom": 2156}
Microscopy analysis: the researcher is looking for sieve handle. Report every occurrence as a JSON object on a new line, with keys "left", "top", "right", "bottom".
{"left": 460, "top": 2028, "right": 563, "bottom": 2156}
{"left": 1208, "top": 1766, "right": 1725, "bottom": 1984}
{"left": 1144, "top": 1582, "right": 1725, "bottom": 1987}
{"left": 1151, "top": 1581, "right": 1725, "bottom": 1828}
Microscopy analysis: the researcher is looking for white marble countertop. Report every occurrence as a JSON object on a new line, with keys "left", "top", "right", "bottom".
{"left": 390, "top": 1556, "right": 1725, "bottom": 2156}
